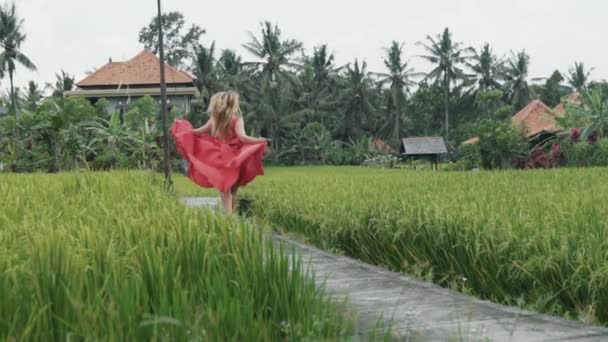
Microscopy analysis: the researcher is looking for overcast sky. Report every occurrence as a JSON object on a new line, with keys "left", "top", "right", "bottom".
{"left": 13, "top": 0, "right": 608, "bottom": 92}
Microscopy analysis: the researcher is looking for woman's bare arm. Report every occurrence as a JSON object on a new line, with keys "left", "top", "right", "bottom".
{"left": 234, "top": 117, "right": 267, "bottom": 144}
{"left": 194, "top": 119, "right": 213, "bottom": 135}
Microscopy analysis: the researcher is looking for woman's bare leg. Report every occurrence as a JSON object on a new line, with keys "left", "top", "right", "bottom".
{"left": 220, "top": 191, "right": 233, "bottom": 215}
{"left": 231, "top": 184, "right": 240, "bottom": 213}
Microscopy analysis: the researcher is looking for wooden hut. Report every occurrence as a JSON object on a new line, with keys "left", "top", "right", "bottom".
{"left": 400, "top": 137, "right": 447, "bottom": 170}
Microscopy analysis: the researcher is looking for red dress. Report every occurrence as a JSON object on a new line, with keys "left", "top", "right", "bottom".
{"left": 171, "top": 118, "right": 267, "bottom": 193}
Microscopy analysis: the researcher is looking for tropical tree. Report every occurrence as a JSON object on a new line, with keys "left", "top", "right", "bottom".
{"left": 468, "top": 43, "right": 504, "bottom": 92}
{"left": 46, "top": 70, "right": 75, "bottom": 100}
{"left": 294, "top": 45, "right": 339, "bottom": 126}
{"left": 246, "top": 83, "right": 296, "bottom": 154}
{"left": 308, "top": 44, "right": 338, "bottom": 84}
{"left": 336, "top": 60, "right": 377, "bottom": 141}
{"left": 191, "top": 42, "right": 218, "bottom": 107}
{"left": 504, "top": 50, "right": 531, "bottom": 111}
{"left": 417, "top": 28, "right": 474, "bottom": 140}
{"left": 567, "top": 62, "right": 594, "bottom": 93}
{"left": 138, "top": 11, "right": 205, "bottom": 67}
{"left": 538, "top": 70, "right": 570, "bottom": 107}
{"left": 242, "top": 21, "right": 302, "bottom": 86}
{"left": 23, "top": 80, "right": 42, "bottom": 111}
{"left": 1, "top": 85, "right": 21, "bottom": 111}
{"left": 0, "top": 2, "right": 36, "bottom": 115}
{"left": 562, "top": 87, "right": 608, "bottom": 140}
{"left": 375, "top": 41, "right": 416, "bottom": 142}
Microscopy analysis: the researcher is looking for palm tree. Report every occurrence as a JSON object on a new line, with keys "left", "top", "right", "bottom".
{"left": 0, "top": 2, "right": 36, "bottom": 115}
{"left": 417, "top": 28, "right": 474, "bottom": 140}
{"left": 504, "top": 50, "right": 531, "bottom": 111}
{"left": 46, "top": 70, "right": 75, "bottom": 99}
{"left": 567, "top": 62, "right": 594, "bottom": 93}
{"left": 375, "top": 41, "right": 416, "bottom": 142}
{"left": 308, "top": 45, "right": 338, "bottom": 84}
{"left": 337, "top": 60, "right": 377, "bottom": 141}
{"left": 294, "top": 45, "right": 340, "bottom": 126}
{"left": 468, "top": 43, "right": 504, "bottom": 92}
{"left": 246, "top": 84, "right": 295, "bottom": 154}
{"left": 1, "top": 85, "right": 21, "bottom": 110}
{"left": 191, "top": 42, "right": 217, "bottom": 107}
{"left": 242, "top": 21, "right": 302, "bottom": 86}
{"left": 216, "top": 49, "right": 251, "bottom": 93}
{"left": 24, "top": 80, "right": 42, "bottom": 111}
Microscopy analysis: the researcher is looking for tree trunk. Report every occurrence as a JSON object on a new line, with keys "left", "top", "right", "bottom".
{"left": 394, "top": 90, "right": 400, "bottom": 143}
{"left": 9, "top": 71, "right": 16, "bottom": 116}
{"left": 444, "top": 73, "right": 450, "bottom": 140}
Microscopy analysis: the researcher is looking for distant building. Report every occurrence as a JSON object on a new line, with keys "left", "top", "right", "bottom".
{"left": 65, "top": 50, "right": 199, "bottom": 115}
{"left": 512, "top": 100, "right": 561, "bottom": 139}
{"left": 369, "top": 139, "right": 395, "bottom": 154}
{"left": 400, "top": 136, "right": 447, "bottom": 170}
{"left": 460, "top": 93, "right": 582, "bottom": 146}
{"left": 0, "top": 106, "right": 7, "bottom": 118}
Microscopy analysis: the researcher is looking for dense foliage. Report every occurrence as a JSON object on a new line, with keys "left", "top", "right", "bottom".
{"left": 0, "top": 96, "right": 170, "bottom": 172}
{"left": 1, "top": 6, "right": 608, "bottom": 170}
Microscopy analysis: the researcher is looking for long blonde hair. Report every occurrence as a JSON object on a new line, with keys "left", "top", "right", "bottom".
{"left": 208, "top": 91, "right": 242, "bottom": 138}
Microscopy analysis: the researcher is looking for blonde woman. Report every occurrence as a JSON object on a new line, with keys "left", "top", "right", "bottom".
{"left": 171, "top": 91, "right": 268, "bottom": 214}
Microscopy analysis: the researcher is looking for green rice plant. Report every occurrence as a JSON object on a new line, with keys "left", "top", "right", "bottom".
{"left": 177, "top": 167, "right": 608, "bottom": 325}
{"left": 0, "top": 171, "right": 354, "bottom": 341}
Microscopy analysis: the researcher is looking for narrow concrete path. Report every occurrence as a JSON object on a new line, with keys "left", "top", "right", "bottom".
{"left": 183, "top": 197, "right": 608, "bottom": 341}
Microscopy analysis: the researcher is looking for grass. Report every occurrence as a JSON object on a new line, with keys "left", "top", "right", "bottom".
{"left": 176, "top": 166, "right": 608, "bottom": 325}
{"left": 0, "top": 171, "right": 355, "bottom": 341}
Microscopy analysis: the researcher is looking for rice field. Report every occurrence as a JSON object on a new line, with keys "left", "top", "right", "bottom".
{"left": 177, "top": 167, "right": 608, "bottom": 325}
{"left": 0, "top": 171, "right": 354, "bottom": 341}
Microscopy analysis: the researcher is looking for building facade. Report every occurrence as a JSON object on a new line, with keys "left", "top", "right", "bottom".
{"left": 65, "top": 50, "right": 199, "bottom": 115}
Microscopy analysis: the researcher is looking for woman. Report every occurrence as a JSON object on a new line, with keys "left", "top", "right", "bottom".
{"left": 171, "top": 91, "right": 268, "bottom": 214}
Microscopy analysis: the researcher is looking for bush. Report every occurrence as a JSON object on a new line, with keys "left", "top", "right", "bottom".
{"left": 563, "top": 138, "right": 608, "bottom": 167}
{"left": 456, "top": 143, "right": 481, "bottom": 170}
{"left": 362, "top": 154, "right": 399, "bottom": 168}
{"left": 474, "top": 119, "right": 528, "bottom": 169}
{"left": 519, "top": 144, "right": 564, "bottom": 169}
{"left": 279, "top": 122, "right": 332, "bottom": 165}
{"left": 592, "top": 138, "right": 608, "bottom": 166}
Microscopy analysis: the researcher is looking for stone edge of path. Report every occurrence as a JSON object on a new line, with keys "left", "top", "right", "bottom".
{"left": 183, "top": 197, "right": 608, "bottom": 341}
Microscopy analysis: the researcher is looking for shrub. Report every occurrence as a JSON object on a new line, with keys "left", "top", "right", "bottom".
{"left": 563, "top": 138, "right": 608, "bottom": 167}
{"left": 474, "top": 119, "right": 528, "bottom": 169}
{"left": 457, "top": 142, "right": 481, "bottom": 170}
{"left": 520, "top": 144, "right": 564, "bottom": 169}
{"left": 362, "top": 154, "right": 399, "bottom": 168}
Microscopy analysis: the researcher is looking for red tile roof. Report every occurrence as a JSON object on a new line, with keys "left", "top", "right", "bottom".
{"left": 369, "top": 139, "right": 395, "bottom": 153}
{"left": 512, "top": 100, "right": 561, "bottom": 137}
{"left": 461, "top": 137, "right": 480, "bottom": 145}
{"left": 76, "top": 50, "right": 194, "bottom": 87}
{"left": 552, "top": 92, "right": 582, "bottom": 116}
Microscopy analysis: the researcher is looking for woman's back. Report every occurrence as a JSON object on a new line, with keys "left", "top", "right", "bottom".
{"left": 211, "top": 116, "right": 238, "bottom": 140}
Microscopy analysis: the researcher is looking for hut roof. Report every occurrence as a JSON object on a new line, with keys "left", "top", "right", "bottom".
{"left": 400, "top": 137, "right": 447, "bottom": 155}
{"left": 461, "top": 137, "right": 480, "bottom": 146}
{"left": 512, "top": 100, "right": 561, "bottom": 137}
{"left": 553, "top": 92, "right": 582, "bottom": 116}
{"left": 76, "top": 50, "right": 194, "bottom": 87}
{"left": 369, "top": 139, "right": 395, "bottom": 154}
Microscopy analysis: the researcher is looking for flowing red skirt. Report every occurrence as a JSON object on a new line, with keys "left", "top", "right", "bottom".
{"left": 171, "top": 119, "right": 267, "bottom": 193}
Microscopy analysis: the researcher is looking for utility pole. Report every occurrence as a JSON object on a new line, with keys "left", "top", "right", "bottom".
{"left": 157, "top": 0, "right": 172, "bottom": 190}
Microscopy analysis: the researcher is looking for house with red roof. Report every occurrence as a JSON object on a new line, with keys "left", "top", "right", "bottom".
{"left": 511, "top": 100, "right": 561, "bottom": 138}
{"left": 65, "top": 50, "right": 199, "bottom": 115}
{"left": 460, "top": 93, "right": 582, "bottom": 146}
